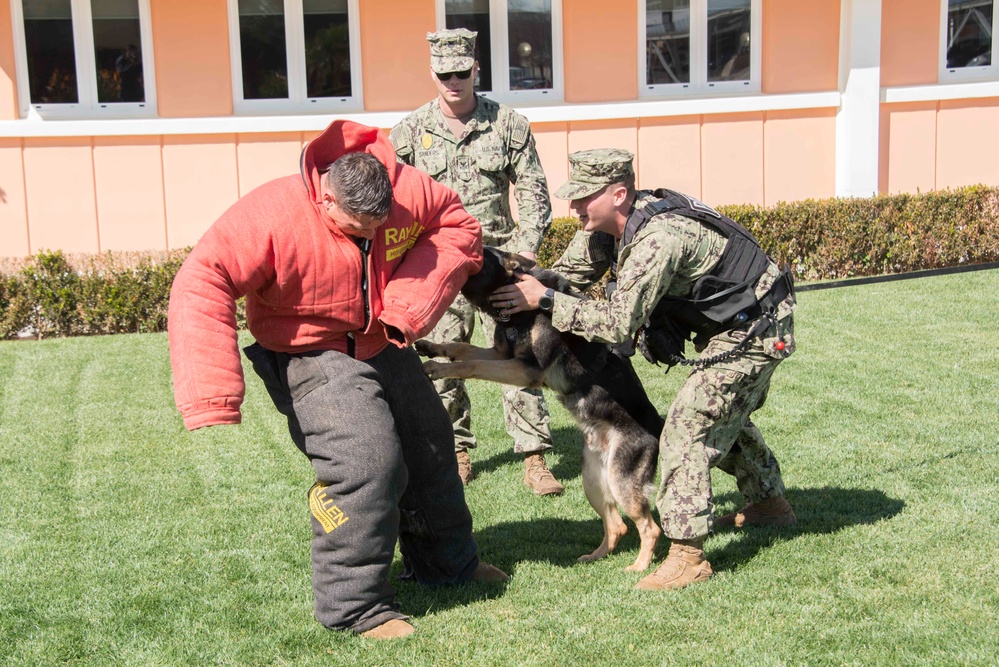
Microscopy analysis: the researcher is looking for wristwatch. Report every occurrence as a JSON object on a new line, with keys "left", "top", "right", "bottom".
{"left": 538, "top": 288, "right": 555, "bottom": 312}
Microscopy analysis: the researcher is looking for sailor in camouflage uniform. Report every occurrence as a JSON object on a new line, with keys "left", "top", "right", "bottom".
{"left": 389, "top": 28, "right": 562, "bottom": 495}
{"left": 490, "top": 149, "right": 798, "bottom": 589}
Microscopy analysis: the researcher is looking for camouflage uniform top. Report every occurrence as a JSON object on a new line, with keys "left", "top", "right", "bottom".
{"left": 551, "top": 190, "right": 793, "bottom": 345}
{"left": 390, "top": 95, "right": 552, "bottom": 252}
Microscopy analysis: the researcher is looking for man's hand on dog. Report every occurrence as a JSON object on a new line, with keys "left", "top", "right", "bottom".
{"left": 489, "top": 273, "right": 548, "bottom": 317}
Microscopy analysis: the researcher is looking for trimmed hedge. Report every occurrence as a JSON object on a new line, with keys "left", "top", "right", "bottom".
{"left": 0, "top": 250, "right": 191, "bottom": 339}
{"left": 3, "top": 186, "right": 999, "bottom": 339}
{"left": 539, "top": 185, "right": 999, "bottom": 281}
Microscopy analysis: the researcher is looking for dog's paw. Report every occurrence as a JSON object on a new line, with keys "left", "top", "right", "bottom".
{"left": 577, "top": 551, "right": 608, "bottom": 564}
{"left": 422, "top": 359, "right": 453, "bottom": 381}
{"left": 414, "top": 339, "right": 442, "bottom": 358}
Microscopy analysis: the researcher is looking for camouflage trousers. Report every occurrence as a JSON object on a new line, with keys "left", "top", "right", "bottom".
{"left": 425, "top": 292, "right": 553, "bottom": 454}
{"left": 656, "top": 313, "right": 795, "bottom": 541}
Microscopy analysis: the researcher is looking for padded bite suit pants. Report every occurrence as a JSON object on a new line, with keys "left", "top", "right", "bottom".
{"left": 245, "top": 342, "right": 479, "bottom": 634}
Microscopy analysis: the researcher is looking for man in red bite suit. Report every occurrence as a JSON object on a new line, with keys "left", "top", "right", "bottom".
{"left": 168, "top": 120, "right": 508, "bottom": 640}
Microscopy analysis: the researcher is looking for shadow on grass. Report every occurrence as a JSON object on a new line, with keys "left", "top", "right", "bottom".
{"left": 394, "top": 485, "right": 903, "bottom": 617}
{"left": 471, "top": 425, "right": 585, "bottom": 482}
{"left": 707, "top": 485, "right": 905, "bottom": 571}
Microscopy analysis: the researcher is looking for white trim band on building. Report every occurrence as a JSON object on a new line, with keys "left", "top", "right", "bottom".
{"left": 0, "top": 92, "right": 841, "bottom": 138}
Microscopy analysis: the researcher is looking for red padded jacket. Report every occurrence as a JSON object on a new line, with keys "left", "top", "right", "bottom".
{"left": 168, "top": 120, "right": 482, "bottom": 430}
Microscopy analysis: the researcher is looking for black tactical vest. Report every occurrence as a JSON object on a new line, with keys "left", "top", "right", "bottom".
{"left": 610, "top": 188, "right": 773, "bottom": 342}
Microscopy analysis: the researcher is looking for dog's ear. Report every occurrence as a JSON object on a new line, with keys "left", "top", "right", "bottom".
{"left": 504, "top": 254, "right": 537, "bottom": 274}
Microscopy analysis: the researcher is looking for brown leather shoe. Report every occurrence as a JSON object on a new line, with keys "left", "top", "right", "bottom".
{"left": 715, "top": 496, "right": 797, "bottom": 529}
{"left": 635, "top": 539, "right": 713, "bottom": 591}
{"left": 360, "top": 619, "right": 415, "bottom": 639}
{"left": 523, "top": 452, "right": 564, "bottom": 496}
{"left": 456, "top": 450, "right": 475, "bottom": 485}
{"left": 471, "top": 561, "right": 511, "bottom": 582}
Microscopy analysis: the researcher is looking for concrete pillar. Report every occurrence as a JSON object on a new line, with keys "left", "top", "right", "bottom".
{"left": 836, "top": 0, "right": 883, "bottom": 197}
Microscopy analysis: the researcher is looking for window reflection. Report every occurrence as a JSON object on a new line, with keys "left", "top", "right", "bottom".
{"left": 445, "top": 0, "right": 492, "bottom": 92}
{"left": 304, "top": 0, "right": 351, "bottom": 98}
{"left": 239, "top": 0, "right": 289, "bottom": 99}
{"left": 647, "top": 0, "right": 690, "bottom": 85}
{"left": 92, "top": 0, "right": 144, "bottom": 103}
{"left": 23, "top": 0, "right": 79, "bottom": 104}
{"left": 508, "top": 0, "right": 552, "bottom": 91}
{"left": 947, "top": 0, "right": 993, "bottom": 68}
{"left": 706, "top": 0, "right": 751, "bottom": 83}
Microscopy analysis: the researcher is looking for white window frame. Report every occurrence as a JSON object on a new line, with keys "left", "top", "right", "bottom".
{"left": 227, "top": 0, "right": 362, "bottom": 115}
{"left": 436, "top": 0, "right": 564, "bottom": 104}
{"left": 9, "top": 0, "right": 156, "bottom": 119}
{"left": 639, "top": 0, "right": 761, "bottom": 97}
{"left": 939, "top": 0, "right": 999, "bottom": 81}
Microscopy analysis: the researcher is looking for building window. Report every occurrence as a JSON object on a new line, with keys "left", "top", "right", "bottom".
{"left": 10, "top": 0, "right": 156, "bottom": 117}
{"left": 439, "top": 0, "right": 563, "bottom": 102}
{"left": 228, "top": 0, "right": 361, "bottom": 113}
{"left": 941, "top": 0, "right": 998, "bottom": 80}
{"left": 640, "top": 0, "right": 760, "bottom": 96}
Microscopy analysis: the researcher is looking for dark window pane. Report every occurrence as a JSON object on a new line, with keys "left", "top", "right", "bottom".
{"left": 508, "top": 0, "right": 552, "bottom": 91}
{"left": 947, "top": 0, "right": 993, "bottom": 68}
{"left": 92, "top": 0, "right": 144, "bottom": 103}
{"left": 23, "top": 0, "right": 79, "bottom": 104}
{"left": 706, "top": 0, "right": 751, "bottom": 82}
{"left": 239, "top": 0, "right": 288, "bottom": 99}
{"left": 647, "top": 0, "right": 690, "bottom": 85}
{"left": 303, "top": 0, "right": 351, "bottom": 98}
{"left": 445, "top": 0, "right": 491, "bottom": 92}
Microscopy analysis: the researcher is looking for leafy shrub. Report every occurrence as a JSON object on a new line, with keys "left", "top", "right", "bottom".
{"left": 0, "top": 250, "right": 188, "bottom": 340}
{"left": 78, "top": 254, "right": 187, "bottom": 335}
{"left": 19, "top": 251, "right": 84, "bottom": 338}
{"left": 537, "top": 187, "right": 999, "bottom": 282}
{"left": 536, "top": 216, "right": 581, "bottom": 269}
{"left": 0, "top": 273, "right": 31, "bottom": 339}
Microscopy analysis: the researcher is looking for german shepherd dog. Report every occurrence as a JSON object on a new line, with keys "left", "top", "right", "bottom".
{"left": 415, "top": 247, "right": 665, "bottom": 571}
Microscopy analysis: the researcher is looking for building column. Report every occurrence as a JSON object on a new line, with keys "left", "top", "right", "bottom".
{"left": 836, "top": 0, "right": 883, "bottom": 197}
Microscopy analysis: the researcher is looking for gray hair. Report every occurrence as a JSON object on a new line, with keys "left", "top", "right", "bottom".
{"left": 323, "top": 152, "right": 393, "bottom": 218}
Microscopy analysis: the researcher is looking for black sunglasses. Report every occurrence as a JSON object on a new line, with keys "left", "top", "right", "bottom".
{"left": 436, "top": 69, "right": 473, "bottom": 82}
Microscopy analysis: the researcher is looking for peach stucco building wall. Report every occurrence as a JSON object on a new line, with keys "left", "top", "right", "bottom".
{"left": 881, "top": 102, "right": 938, "bottom": 194}
{"left": 359, "top": 0, "right": 437, "bottom": 111}
{"left": 151, "top": 0, "right": 234, "bottom": 118}
{"left": 0, "top": 137, "right": 29, "bottom": 258}
{"left": 22, "top": 138, "right": 100, "bottom": 254}
{"left": 881, "top": 0, "right": 939, "bottom": 88}
{"left": 762, "top": 0, "right": 840, "bottom": 94}
{"left": 935, "top": 99, "right": 999, "bottom": 190}
{"left": 638, "top": 116, "right": 703, "bottom": 200}
{"left": 93, "top": 136, "right": 168, "bottom": 252}
{"left": 563, "top": 0, "right": 638, "bottom": 103}
{"left": 0, "top": 0, "right": 19, "bottom": 121}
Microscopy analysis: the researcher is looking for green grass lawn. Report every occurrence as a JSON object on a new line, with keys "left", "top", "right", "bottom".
{"left": 1, "top": 269, "right": 997, "bottom": 666}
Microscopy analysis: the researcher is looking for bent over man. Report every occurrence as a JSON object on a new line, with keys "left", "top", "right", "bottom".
{"left": 390, "top": 28, "right": 562, "bottom": 495}
{"left": 491, "top": 149, "right": 797, "bottom": 590}
{"left": 168, "top": 120, "right": 508, "bottom": 640}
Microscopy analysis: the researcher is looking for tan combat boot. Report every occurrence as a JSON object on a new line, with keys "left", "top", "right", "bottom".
{"left": 456, "top": 450, "right": 475, "bottom": 485}
{"left": 523, "top": 452, "right": 564, "bottom": 496}
{"left": 635, "top": 538, "right": 713, "bottom": 591}
{"left": 361, "top": 618, "right": 415, "bottom": 639}
{"left": 715, "top": 496, "right": 797, "bottom": 529}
